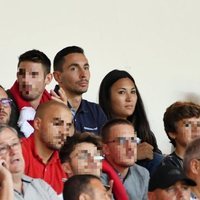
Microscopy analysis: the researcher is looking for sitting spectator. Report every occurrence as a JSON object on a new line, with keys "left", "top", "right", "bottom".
{"left": 59, "top": 132, "right": 103, "bottom": 178}
{"left": 0, "top": 85, "right": 12, "bottom": 126}
{"left": 148, "top": 165, "right": 196, "bottom": 200}
{"left": 63, "top": 174, "right": 111, "bottom": 200}
{"left": 162, "top": 101, "right": 200, "bottom": 168}
{"left": 101, "top": 118, "right": 149, "bottom": 200}
{"left": 0, "top": 159, "right": 13, "bottom": 200}
{"left": 53, "top": 46, "right": 107, "bottom": 134}
{"left": 0, "top": 125, "right": 59, "bottom": 200}
{"left": 7, "top": 49, "right": 52, "bottom": 137}
{"left": 183, "top": 137, "right": 200, "bottom": 199}
{"left": 22, "top": 100, "right": 73, "bottom": 195}
{"left": 99, "top": 69, "right": 163, "bottom": 176}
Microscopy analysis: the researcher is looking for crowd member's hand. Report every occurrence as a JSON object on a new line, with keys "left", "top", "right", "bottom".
{"left": 137, "top": 142, "right": 154, "bottom": 160}
{"left": 0, "top": 159, "right": 13, "bottom": 200}
{"left": 0, "top": 159, "right": 12, "bottom": 185}
{"left": 107, "top": 180, "right": 114, "bottom": 199}
{"left": 50, "top": 87, "right": 68, "bottom": 105}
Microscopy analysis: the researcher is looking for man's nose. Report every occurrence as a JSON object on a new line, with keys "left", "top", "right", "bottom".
{"left": 175, "top": 188, "right": 184, "bottom": 199}
{"left": 0, "top": 103, "right": 4, "bottom": 109}
{"left": 79, "top": 68, "right": 87, "bottom": 78}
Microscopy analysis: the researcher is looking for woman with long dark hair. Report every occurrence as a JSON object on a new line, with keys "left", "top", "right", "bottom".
{"left": 99, "top": 69, "right": 163, "bottom": 176}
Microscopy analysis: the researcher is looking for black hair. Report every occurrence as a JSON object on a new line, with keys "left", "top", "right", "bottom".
{"left": 99, "top": 69, "right": 159, "bottom": 151}
{"left": 18, "top": 49, "right": 51, "bottom": 75}
{"left": 53, "top": 46, "right": 84, "bottom": 72}
{"left": 59, "top": 132, "right": 102, "bottom": 163}
{"left": 63, "top": 174, "right": 101, "bottom": 200}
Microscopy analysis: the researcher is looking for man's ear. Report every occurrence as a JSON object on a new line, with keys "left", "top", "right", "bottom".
{"left": 148, "top": 191, "right": 156, "bottom": 200}
{"left": 62, "top": 162, "right": 74, "bottom": 177}
{"left": 190, "top": 159, "right": 200, "bottom": 175}
{"left": 168, "top": 132, "right": 176, "bottom": 140}
{"left": 103, "top": 144, "right": 110, "bottom": 156}
{"left": 53, "top": 71, "right": 62, "bottom": 84}
{"left": 45, "top": 73, "right": 53, "bottom": 85}
{"left": 79, "top": 193, "right": 90, "bottom": 200}
{"left": 33, "top": 117, "right": 41, "bottom": 131}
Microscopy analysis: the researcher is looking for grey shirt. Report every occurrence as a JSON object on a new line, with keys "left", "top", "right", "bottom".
{"left": 101, "top": 164, "right": 149, "bottom": 200}
{"left": 14, "top": 175, "right": 60, "bottom": 200}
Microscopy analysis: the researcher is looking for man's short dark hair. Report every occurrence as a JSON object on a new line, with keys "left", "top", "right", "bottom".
{"left": 53, "top": 46, "right": 84, "bottom": 72}
{"left": 163, "top": 101, "right": 200, "bottom": 147}
{"left": 63, "top": 174, "right": 100, "bottom": 200}
{"left": 17, "top": 49, "right": 51, "bottom": 75}
{"left": 59, "top": 132, "right": 102, "bottom": 163}
{"left": 101, "top": 118, "right": 133, "bottom": 143}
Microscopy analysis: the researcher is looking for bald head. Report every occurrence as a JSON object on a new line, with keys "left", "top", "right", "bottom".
{"left": 34, "top": 100, "right": 74, "bottom": 150}
{"left": 35, "top": 100, "right": 71, "bottom": 119}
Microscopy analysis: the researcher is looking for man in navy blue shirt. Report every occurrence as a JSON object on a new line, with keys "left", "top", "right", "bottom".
{"left": 53, "top": 46, "right": 107, "bottom": 135}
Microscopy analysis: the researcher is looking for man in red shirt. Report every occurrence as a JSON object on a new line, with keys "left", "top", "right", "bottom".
{"left": 22, "top": 100, "right": 74, "bottom": 195}
{"left": 7, "top": 49, "right": 53, "bottom": 137}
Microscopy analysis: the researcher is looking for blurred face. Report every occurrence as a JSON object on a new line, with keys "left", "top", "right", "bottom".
{"left": 88, "top": 178, "right": 111, "bottom": 200}
{"left": 171, "top": 117, "right": 200, "bottom": 147}
{"left": 110, "top": 78, "right": 137, "bottom": 119}
{"left": 0, "top": 128, "right": 24, "bottom": 175}
{"left": 54, "top": 53, "right": 90, "bottom": 96}
{"left": 149, "top": 181, "right": 191, "bottom": 200}
{"left": 103, "top": 124, "right": 137, "bottom": 170}
{"left": 36, "top": 106, "right": 73, "bottom": 150}
{"left": 17, "top": 61, "right": 51, "bottom": 101}
{"left": 65, "top": 142, "right": 102, "bottom": 177}
{"left": 0, "top": 88, "right": 11, "bottom": 125}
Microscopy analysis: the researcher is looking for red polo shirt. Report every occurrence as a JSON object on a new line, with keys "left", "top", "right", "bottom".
{"left": 21, "top": 134, "right": 67, "bottom": 194}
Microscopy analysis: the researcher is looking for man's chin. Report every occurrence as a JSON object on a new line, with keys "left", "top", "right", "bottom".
{"left": 0, "top": 119, "right": 9, "bottom": 125}
{"left": 21, "top": 93, "right": 35, "bottom": 101}
{"left": 49, "top": 144, "right": 61, "bottom": 151}
{"left": 120, "top": 160, "right": 135, "bottom": 167}
{"left": 74, "top": 88, "right": 88, "bottom": 95}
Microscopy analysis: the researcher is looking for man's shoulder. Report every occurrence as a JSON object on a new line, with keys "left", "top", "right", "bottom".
{"left": 21, "top": 175, "right": 60, "bottom": 199}
{"left": 81, "top": 99, "right": 106, "bottom": 115}
{"left": 81, "top": 99, "right": 100, "bottom": 107}
{"left": 161, "top": 152, "right": 183, "bottom": 169}
{"left": 130, "top": 164, "right": 149, "bottom": 178}
{"left": 22, "top": 134, "right": 34, "bottom": 144}
{"left": 22, "top": 174, "right": 49, "bottom": 185}
{"left": 21, "top": 135, "right": 34, "bottom": 154}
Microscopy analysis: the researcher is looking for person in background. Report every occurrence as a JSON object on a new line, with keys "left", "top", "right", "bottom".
{"left": 0, "top": 85, "right": 12, "bottom": 126}
{"left": 162, "top": 101, "right": 200, "bottom": 169}
{"left": 63, "top": 174, "right": 111, "bottom": 200}
{"left": 7, "top": 49, "right": 52, "bottom": 137}
{"left": 101, "top": 118, "right": 149, "bottom": 200}
{"left": 53, "top": 46, "right": 107, "bottom": 134}
{"left": 0, "top": 125, "right": 60, "bottom": 200}
{"left": 183, "top": 137, "right": 200, "bottom": 199}
{"left": 59, "top": 132, "right": 103, "bottom": 178}
{"left": 22, "top": 100, "right": 74, "bottom": 196}
{"left": 99, "top": 69, "right": 163, "bottom": 176}
{"left": 148, "top": 164, "right": 196, "bottom": 200}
